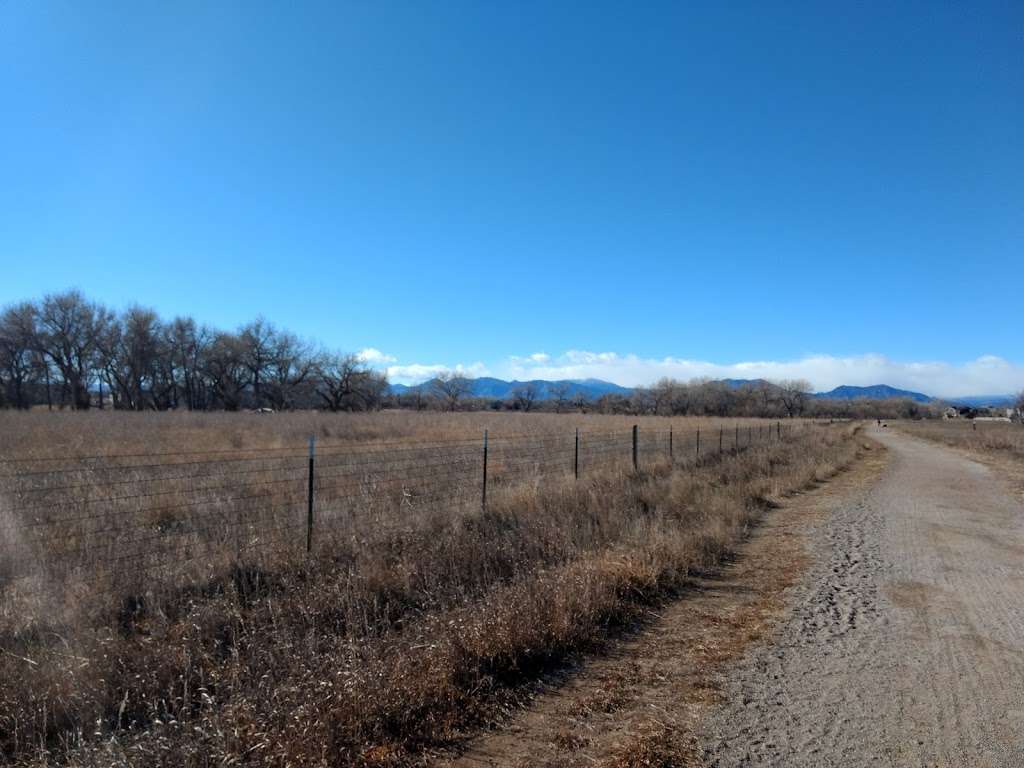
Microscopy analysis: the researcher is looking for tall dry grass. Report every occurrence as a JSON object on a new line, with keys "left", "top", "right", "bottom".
{"left": 0, "top": 410, "right": 774, "bottom": 458}
{"left": 894, "top": 419, "right": 1024, "bottom": 460}
{"left": 0, "top": 412, "right": 779, "bottom": 604}
{"left": 0, "top": 412, "right": 859, "bottom": 767}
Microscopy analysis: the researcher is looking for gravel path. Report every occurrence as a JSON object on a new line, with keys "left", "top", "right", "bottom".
{"left": 701, "top": 427, "right": 1024, "bottom": 766}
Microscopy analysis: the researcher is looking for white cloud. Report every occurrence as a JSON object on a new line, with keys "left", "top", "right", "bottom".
{"left": 356, "top": 347, "right": 397, "bottom": 365}
{"left": 509, "top": 352, "right": 551, "bottom": 365}
{"left": 360, "top": 345, "right": 1023, "bottom": 397}
{"left": 386, "top": 361, "right": 490, "bottom": 387}
{"left": 498, "top": 350, "right": 1024, "bottom": 398}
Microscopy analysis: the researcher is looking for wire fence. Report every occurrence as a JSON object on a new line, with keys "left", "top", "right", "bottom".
{"left": 0, "top": 421, "right": 802, "bottom": 596}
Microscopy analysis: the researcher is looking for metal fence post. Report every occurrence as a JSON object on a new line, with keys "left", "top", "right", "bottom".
{"left": 574, "top": 427, "right": 579, "bottom": 479}
{"left": 482, "top": 429, "right": 489, "bottom": 510}
{"left": 777, "top": 420, "right": 781, "bottom": 440}
{"left": 719, "top": 427, "right": 724, "bottom": 454}
{"left": 735, "top": 425, "right": 739, "bottom": 451}
{"left": 696, "top": 427, "right": 701, "bottom": 459}
{"left": 306, "top": 435, "right": 315, "bottom": 554}
{"left": 669, "top": 426, "right": 674, "bottom": 463}
{"left": 632, "top": 425, "right": 638, "bottom": 471}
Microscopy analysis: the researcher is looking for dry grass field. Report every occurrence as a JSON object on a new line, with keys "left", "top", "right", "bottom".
{"left": 0, "top": 410, "right": 784, "bottom": 457}
{"left": 894, "top": 419, "right": 1024, "bottom": 460}
{"left": 0, "top": 411, "right": 859, "bottom": 767}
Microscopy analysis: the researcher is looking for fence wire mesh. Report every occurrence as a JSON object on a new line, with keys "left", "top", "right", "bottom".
{"left": 0, "top": 421, "right": 804, "bottom": 595}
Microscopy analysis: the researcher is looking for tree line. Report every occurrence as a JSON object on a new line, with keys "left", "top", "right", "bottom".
{"left": 394, "top": 374, "right": 942, "bottom": 419}
{"left": 1, "top": 289, "right": 959, "bottom": 418}
{"left": 0, "top": 290, "right": 386, "bottom": 411}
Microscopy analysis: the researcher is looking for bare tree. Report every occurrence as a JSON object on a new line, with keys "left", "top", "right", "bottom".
{"left": 35, "top": 290, "right": 112, "bottom": 409}
{"left": 0, "top": 302, "right": 39, "bottom": 409}
{"left": 629, "top": 387, "right": 656, "bottom": 415}
{"left": 751, "top": 380, "right": 779, "bottom": 417}
{"left": 571, "top": 391, "right": 590, "bottom": 413}
{"left": 411, "top": 387, "right": 428, "bottom": 411}
{"left": 263, "top": 332, "right": 315, "bottom": 410}
{"left": 776, "top": 379, "right": 812, "bottom": 418}
{"left": 166, "top": 317, "right": 210, "bottom": 410}
{"left": 511, "top": 381, "right": 539, "bottom": 412}
{"left": 651, "top": 377, "right": 698, "bottom": 415}
{"left": 239, "top": 317, "right": 278, "bottom": 408}
{"left": 396, "top": 388, "right": 429, "bottom": 411}
{"left": 431, "top": 371, "right": 473, "bottom": 412}
{"left": 689, "top": 380, "right": 734, "bottom": 416}
{"left": 548, "top": 382, "right": 571, "bottom": 413}
{"left": 596, "top": 392, "right": 630, "bottom": 414}
{"left": 202, "top": 333, "right": 250, "bottom": 411}
{"left": 97, "top": 306, "right": 164, "bottom": 410}
{"left": 315, "top": 354, "right": 387, "bottom": 412}
{"left": 670, "top": 381, "right": 694, "bottom": 415}
{"left": 650, "top": 378, "right": 674, "bottom": 415}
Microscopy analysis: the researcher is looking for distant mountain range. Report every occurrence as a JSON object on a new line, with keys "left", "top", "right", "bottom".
{"left": 724, "top": 381, "right": 1015, "bottom": 407}
{"left": 947, "top": 395, "right": 1016, "bottom": 408}
{"left": 723, "top": 380, "right": 936, "bottom": 403}
{"left": 813, "top": 384, "right": 933, "bottom": 403}
{"left": 390, "top": 377, "right": 1013, "bottom": 407}
{"left": 389, "top": 377, "right": 632, "bottom": 401}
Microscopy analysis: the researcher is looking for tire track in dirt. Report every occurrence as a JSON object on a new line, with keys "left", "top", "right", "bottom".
{"left": 429, "top": 439, "right": 888, "bottom": 768}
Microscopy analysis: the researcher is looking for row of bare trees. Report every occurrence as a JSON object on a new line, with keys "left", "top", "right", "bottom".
{"left": 3, "top": 291, "right": 981, "bottom": 418}
{"left": 559, "top": 377, "right": 833, "bottom": 418}
{"left": 578, "top": 378, "right": 939, "bottom": 419}
{"left": 390, "top": 376, "right": 590, "bottom": 414}
{"left": 396, "top": 375, "right": 945, "bottom": 419}
{"left": 0, "top": 291, "right": 386, "bottom": 411}
{"left": 391, "top": 376, "right": 819, "bottom": 417}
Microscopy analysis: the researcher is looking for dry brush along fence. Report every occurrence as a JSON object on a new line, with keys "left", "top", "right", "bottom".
{"left": 0, "top": 422, "right": 794, "bottom": 597}
{"left": 0, "top": 419, "right": 850, "bottom": 767}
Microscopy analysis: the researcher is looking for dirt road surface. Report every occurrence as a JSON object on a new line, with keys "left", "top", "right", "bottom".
{"left": 434, "top": 437, "right": 887, "bottom": 768}
{"left": 702, "top": 427, "right": 1024, "bottom": 766}
{"left": 434, "top": 428, "right": 1024, "bottom": 767}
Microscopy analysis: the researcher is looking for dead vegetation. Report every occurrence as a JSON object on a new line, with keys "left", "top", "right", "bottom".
{"left": 0, "top": 412, "right": 859, "bottom": 767}
{"left": 894, "top": 419, "right": 1024, "bottom": 460}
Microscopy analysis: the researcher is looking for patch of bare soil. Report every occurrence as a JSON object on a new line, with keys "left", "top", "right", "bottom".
{"left": 700, "top": 427, "right": 1024, "bottom": 767}
{"left": 892, "top": 424, "right": 1024, "bottom": 505}
{"left": 430, "top": 440, "right": 888, "bottom": 768}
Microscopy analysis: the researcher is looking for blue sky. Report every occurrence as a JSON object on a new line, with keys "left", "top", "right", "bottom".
{"left": 2, "top": 2, "right": 1022, "bottom": 396}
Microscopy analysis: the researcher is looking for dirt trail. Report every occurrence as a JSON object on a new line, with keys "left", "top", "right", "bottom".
{"left": 432, "top": 439, "right": 889, "bottom": 768}
{"left": 434, "top": 429, "right": 1024, "bottom": 767}
{"left": 701, "top": 427, "right": 1024, "bottom": 766}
